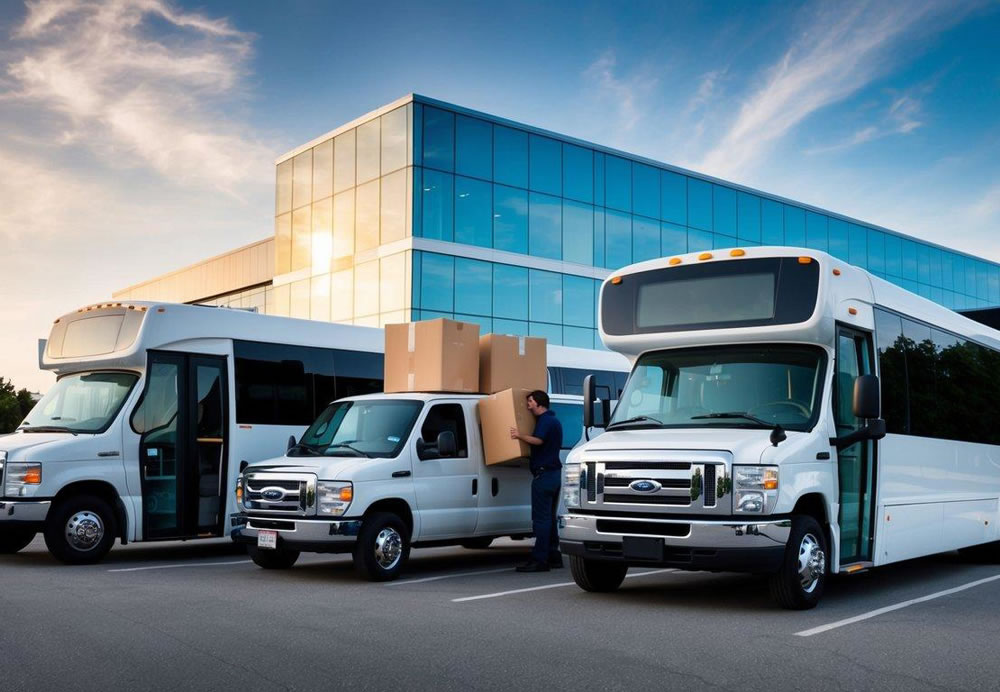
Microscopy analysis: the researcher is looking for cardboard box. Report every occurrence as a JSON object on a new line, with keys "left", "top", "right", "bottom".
{"left": 479, "top": 334, "right": 547, "bottom": 394}
{"left": 384, "top": 319, "right": 480, "bottom": 393}
{"left": 478, "top": 388, "right": 536, "bottom": 466}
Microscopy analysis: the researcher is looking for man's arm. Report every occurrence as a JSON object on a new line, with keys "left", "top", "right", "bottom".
{"left": 510, "top": 428, "right": 543, "bottom": 445}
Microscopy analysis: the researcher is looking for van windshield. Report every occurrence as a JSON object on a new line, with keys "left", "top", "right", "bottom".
{"left": 21, "top": 371, "right": 139, "bottom": 434}
{"left": 608, "top": 345, "right": 825, "bottom": 432}
{"left": 292, "top": 400, "right": 423, "bottom": 458}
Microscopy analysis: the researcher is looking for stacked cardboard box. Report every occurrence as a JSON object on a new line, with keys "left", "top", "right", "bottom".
{"left": 383, "top": 319, "right": 480, "bottom": 393}
{"left": 477, "top": 334, "right": 548, "bottom": 465}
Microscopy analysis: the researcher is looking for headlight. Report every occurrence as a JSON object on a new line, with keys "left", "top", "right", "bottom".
{"left": 563, "top": 464, "right": 583, "bottom": 508}
{"left": 733, "top": 465, "right": 778, "bottom": 514}
{"left": 317, "top": 481, "right": 353, "bottom": 516}
{"left": 5, "top": 462, "right": 42, "bottom": 497}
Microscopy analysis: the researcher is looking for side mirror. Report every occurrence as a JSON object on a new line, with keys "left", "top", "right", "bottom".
{"left": 583, "top": 374, "right": 595, "bottom": 429}
{"left": 287, "top": 435, "right": 297, "bottom": 452}
{"left": 437, "top": 431, "right": 457, "bottom": 457}
{"left": 852, "top": 374, "right": 880, "bottom": 420}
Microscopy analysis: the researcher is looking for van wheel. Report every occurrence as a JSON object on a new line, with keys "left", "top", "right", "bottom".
{"left": 248, "top": 545, "right": 300, "bottom": 569}
{"left": 769, "top": 516, "right": 827, "bottom": 610}
{"left": 0, "top": 528, "right": 36, "bottom": 554}
{"left": 44, "top": 495, "right": 116, "bottom": 565}
{"left": 569, "top": 555, "right": 628, "bottom": 592}
{"left": 461, "top": 537, "right": 494, "bottom": 550}
{"left": 354, "top": 512, "right": 410, "bottom": 582}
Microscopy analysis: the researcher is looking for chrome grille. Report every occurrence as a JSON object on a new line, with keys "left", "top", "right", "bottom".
{"left": 579, "top": 454, "right": 730, "bottom": 515}
{"left": 243, "top": 471, "right": 316, "bottom": 516}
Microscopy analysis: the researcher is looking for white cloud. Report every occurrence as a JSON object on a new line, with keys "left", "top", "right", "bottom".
{"left": 694, "top": 0, "right": 970, "bottom": 179}
{"left": 3, "top": 0, "right": 272, "bottom": 195}
{"left": 581, "top": 50, "right": 659, "bottom": 135}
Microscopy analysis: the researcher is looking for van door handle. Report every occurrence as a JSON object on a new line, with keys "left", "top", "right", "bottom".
{"left": 392, "top": 470, "right": 411, "bottom": 478}
{"left": 472, "top": 479, "right": 478, "bottom": 495}
{"left": 492, "top": 478, "right": 499, "bottom": 497}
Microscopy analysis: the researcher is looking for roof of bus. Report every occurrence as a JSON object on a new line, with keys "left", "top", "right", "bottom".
{"left": 603, "top": 245, "right": 1000, "bottom": 350}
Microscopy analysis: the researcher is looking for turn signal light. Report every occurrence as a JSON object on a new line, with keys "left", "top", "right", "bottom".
{"left": 24, "top": 467, "right": 42, "bottom": 484}
{"left": 763, "top": 478, "right": 778, "bottom": 491}
{"left": 339, "top": 486, "right": 353, "bottom": 502}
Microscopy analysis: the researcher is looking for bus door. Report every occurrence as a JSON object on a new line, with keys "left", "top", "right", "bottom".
{"left": 131, "top": 351, "right": 229, "bottom": 540}
{"left": 834, "top": 326, "right": 877, "bottom": 564}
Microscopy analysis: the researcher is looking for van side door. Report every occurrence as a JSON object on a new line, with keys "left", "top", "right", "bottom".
{"left": 410, "top": 401, "right": 478, "bottom": 539}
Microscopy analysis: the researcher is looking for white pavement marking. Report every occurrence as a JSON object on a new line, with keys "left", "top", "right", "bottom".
{"left": 452, "top": 568, "right": 676, "bottom": 603}
{"left": 385, "top": 567, "right": 514, "bottom": 586}
{"left": 108, "top": 560, "right": 252, "bottom": 573}
{"left": 796, "top": 572, "right": 1000, "bottom": 637}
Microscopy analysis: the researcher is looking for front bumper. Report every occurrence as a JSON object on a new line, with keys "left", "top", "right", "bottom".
{"left": 231, "top": 513, "right": 363, "bottom": 554}
{"left": 0, "top": 500, "right": 51, "bottom": 528}
{"left": 559, "top": 512, "right": 791, "bottom": 572}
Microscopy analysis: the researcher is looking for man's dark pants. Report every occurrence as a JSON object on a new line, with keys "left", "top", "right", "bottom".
{"left": 531, "top": 468, "right": 561, "bottom": 563}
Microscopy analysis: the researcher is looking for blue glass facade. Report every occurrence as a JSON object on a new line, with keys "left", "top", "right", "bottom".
{"left": 269, "top": 95, "right": 1000, "bottom": 341}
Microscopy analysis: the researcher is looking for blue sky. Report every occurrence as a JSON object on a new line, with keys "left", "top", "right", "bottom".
{"left": 0, "top": 0, "right": 998, "bottom": 391}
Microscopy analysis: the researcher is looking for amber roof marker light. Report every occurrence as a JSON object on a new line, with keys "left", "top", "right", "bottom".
{"left": 729, "top": 249, "right": 746, "bottom": 257}
{"left": 610, "top": 276, "right": 623, "bottom": 285}
{"left": 668, "top": 257, "right": 682, "bottom": 266}
{"left": 798, "top": 256, "right": 813, "bottom": 264}
{"left": 698, "top": 252, "right": 713, "bottom": 261}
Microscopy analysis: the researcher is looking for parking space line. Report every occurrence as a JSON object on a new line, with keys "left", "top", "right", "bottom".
{"left": 452, "top": 568, "right": 676, "bottom": 603}
{"left": 795, "top": 572, "right": 1000, "bottom": 637}
{"left": 108, "top": 560, "right": 252, "bottom": 573}
{"left": 385, "top": 567, "right": 513, "bottom": 586}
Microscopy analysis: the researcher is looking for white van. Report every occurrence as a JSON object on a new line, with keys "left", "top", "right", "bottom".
{"left": 233, "top": 392, "right": 588, "bottom": 580}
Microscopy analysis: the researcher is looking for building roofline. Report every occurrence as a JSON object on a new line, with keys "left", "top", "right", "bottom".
{"left": 114, "top": 236, "right": 273, "bottom": 295}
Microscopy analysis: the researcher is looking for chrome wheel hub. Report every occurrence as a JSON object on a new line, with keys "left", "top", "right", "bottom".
{"left": 66, "top": 511, "right": 104, "bottom": 551}
{"left": 373, "top": 527, "right": 402, "bottom": 570}
{"left": 797, "top": 532, "right": 825, "bottom": 593}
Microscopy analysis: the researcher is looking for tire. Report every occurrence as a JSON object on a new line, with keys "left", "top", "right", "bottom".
{"left": 769, "top": 515, "right": 828, "bottom": 610}
{"left": 353, "top": 512, "right": 410, "bottom": 582}
{"left": 569, "top": 555, "right": 628, "bottom": 592}
{"left": 44, "top": 495, "right": 117, "bottom": 565}
{"left": 461, "top": 537, "right": 494, "bottom": 550}
{"left": 248, "top": 545, "right": 300, "bottom": 569}
{"left": 0, "top": 528, "right": 36, "bottom": 554}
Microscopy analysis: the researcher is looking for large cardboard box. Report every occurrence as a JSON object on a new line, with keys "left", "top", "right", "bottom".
{"left": 479, "top": 334, "right": 547, "bottom": 394}
{"left": 384, "top": 319, "right": 480, "bottom": 393}
{"left": 478, "top": 388, "right": 536, "bottom": 466}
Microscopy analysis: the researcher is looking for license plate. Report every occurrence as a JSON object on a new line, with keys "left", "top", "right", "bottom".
{"left": 257, "top": 530, "right": 277, "bottom": 550}
{"left": 622, "top": 536, "right": 663, "bottom": 561}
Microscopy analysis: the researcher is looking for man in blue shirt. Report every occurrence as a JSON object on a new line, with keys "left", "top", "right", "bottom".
{"left": 510, "top": 390, "right": 563, "bottom": 572}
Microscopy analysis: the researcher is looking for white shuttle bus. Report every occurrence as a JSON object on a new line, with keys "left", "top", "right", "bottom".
{"left": 0, "top": 302, "right": 627, "bottom": 564}
{"left": 561, "top": 246, "right": 1000, "bottom": 609}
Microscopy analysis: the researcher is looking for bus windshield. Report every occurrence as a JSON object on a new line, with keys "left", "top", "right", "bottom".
{"left": 608, "top": 345, "right": 826, "bottom": 432}
{"left": 292, "top": 399, "right": 423, "bottom": 458}
{"left": 21, "top": 371, "right": 139, "bottom": 434}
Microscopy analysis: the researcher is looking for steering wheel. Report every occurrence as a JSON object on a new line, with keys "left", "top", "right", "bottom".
{"left": 748, "top": 400, "right": 811, "bottom": 418}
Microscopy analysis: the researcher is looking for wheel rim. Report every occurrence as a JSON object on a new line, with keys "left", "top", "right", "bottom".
{"left": 797, "top": 532, "right": 826, "bottom": 593}
{"left": 65, "top": 511, "right": 105, "bottom": 552}
{"left": 373, "top": 527, "right": 402, "bottom": 570}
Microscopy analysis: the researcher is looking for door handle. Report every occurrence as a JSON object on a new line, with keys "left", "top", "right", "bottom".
{"left": 492, "top": 478, "right": 499, "bottom": 497}
{"left": 392, "top": 470, "right": 411, "bottom": 478}
{"left": 472, "top": 478, "right": 478, "bottom": 495}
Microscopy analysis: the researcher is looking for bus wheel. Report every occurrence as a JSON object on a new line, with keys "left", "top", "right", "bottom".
{"left": 248, "top": 545, "right": 300, "bottom": 569}
{"left": 569, "top": 555, "right": 628, "bottom": 592}
{"left": 0, "top": 528, "right": 36, "bottom": 554}
{"left": 44, "top": 495, "right": 116, "bottom": 565}
{"left": 354, "top": 512, "right": 410, "bottom": 582}
{"left": 461, "top": 537, "right": 494, "bottom": 550}
{"left": 769, "top": 516, "right": 827, "bottom": 610}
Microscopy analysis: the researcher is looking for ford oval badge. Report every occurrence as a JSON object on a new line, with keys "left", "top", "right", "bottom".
{"left": 261, "top": 487, "right": 286, "bottom": 501}
{"left": 629, "top": 479, "right": 662, "bottom": 493}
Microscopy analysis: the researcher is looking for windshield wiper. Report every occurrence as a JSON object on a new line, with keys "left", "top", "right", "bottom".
{"left": 18, "top": 425, "right": 79, "bottom": 436}
{"left": 288, "top": 442, "right": 321, "bottom": 456}
{"left": 325, "top": 442, "right": 371, "bottom": 458}
{"left": 606, "top": 415, "right": 664, "bottom": 431}
{"left": 691, "top": 412, "right": 775, "bottom": 427}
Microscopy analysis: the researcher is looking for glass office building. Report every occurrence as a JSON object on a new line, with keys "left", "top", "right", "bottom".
{"left": 118, "top": 94, "right": 1000, "bottom": 344}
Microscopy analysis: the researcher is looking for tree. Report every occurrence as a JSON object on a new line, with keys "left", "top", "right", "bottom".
{"left": 0, "top": 377, "right": 34, "bottom": 434}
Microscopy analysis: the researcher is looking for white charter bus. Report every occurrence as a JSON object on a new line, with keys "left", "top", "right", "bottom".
{"left": 0, "top": 302, "right": 627, "bottom": 564}
{"left": 561, "top": 246, "right": 1000, "bottom": 609}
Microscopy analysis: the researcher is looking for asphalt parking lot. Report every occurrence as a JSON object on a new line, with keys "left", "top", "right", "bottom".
{"left": 3, "top": 536, "right": 1000, "bottom": 692}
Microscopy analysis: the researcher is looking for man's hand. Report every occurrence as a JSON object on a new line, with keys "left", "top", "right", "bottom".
{"left": 509, "top": 427, "right": 520, "bottom": 440}
{"left": 510, "top": 427, "right": 543, "bottom": 446}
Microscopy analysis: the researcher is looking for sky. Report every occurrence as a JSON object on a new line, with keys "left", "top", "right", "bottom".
{"left": 0, "top": 0, "right": 998, "bottom": 392}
